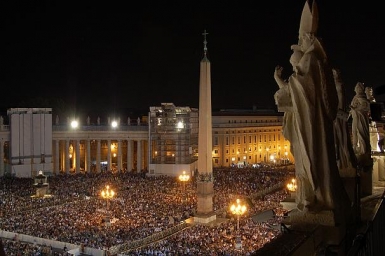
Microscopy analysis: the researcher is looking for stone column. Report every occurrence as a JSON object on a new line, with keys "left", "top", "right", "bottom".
{"left": 137, "top": 140, "right": 142, "bottom": 171}
{"left": 127, "top": 139, "right": 133, "bottom": 171}
{"left": 118, "top": 140, "right": 122, "bottom": 172}
{"left": 65, "top": 139, "right": 70, "bottom": 174}
{"left": 107, "top": 140, "right": 111, "bottom": 171}
{"left": 55, "top": 140, "right": 59, "bottom": 174}
{"left": 87, "top": 140, "right": 91, "bottom": 173}
{"left": 96, "top": 140, "right": 101, "bottom": 173}
{"left": 76, "top": 140, "right": 81, "bottom": 173}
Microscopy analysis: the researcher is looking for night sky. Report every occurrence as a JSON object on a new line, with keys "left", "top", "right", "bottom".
{"left": 3, "top": 1, "right": 385, "bottom": 116}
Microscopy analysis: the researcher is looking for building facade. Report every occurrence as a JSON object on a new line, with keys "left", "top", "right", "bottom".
{"left": 0, "top": 106, "right": 294, "bottom": 178}
{"left": 211, "top": 109, "right": 293, "bottom": 168}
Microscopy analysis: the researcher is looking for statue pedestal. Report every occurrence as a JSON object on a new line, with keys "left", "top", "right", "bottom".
{"left": 341, "top": 177, "right": 357, "bottom": 203}
{"left": 283, "top": 222, "right": 349, "bottom": 255}
{"left": 193, "top": 212, "right": 217, "bottom": 224}
{"left": 280, "top": 193, "right": 297, "bottom": 212}
{"left": 35, "top": 186, "right": 48, "bottom": 197}
{"left": 284, "top": 209, "right": 337, "bottom": 226}
{"left": 357, "top": 154, "right": 373, "bottom": 197}
{"left": 361, "top": 170, "right": 373, "bottom": 197}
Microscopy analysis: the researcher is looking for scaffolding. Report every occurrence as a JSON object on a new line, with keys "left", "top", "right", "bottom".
{"left": 149, "top": 103, "right": 198, "bottom": 165}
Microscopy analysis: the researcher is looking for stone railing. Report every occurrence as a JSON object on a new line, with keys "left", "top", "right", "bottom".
{"left": 109, "top": 221, "right": 190, "bottom": 255}
{"left": 0, "top": 230, "right": 105, "bottom": 256}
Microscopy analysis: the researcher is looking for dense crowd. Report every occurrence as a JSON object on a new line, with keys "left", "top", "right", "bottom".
{"left": 126, "top": 219, "right": 281, "bottom": 256}
{"left": 1, "top": 238, "right": 57, "bottom": 256}
{"left": 0, "top": 165, "right": 294, "bottom": 255}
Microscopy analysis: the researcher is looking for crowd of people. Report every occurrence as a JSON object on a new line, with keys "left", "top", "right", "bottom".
{"left": 1, "top": 238, "right": 55, "bottom": 256}
{"left": 125, "top": 218, "right": 281, "bottom": 256}
{"left": 0, "top": 165, "right": 294, "bottom": 255}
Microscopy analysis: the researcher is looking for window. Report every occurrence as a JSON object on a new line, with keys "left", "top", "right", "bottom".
{"left": 214, "top": 136, "right": 218, "bottom": 146}
{"left": 214, "top": 159, "right": 218, "bottom": 163}
{"left": 238, "top": 137, "right": 241, "bottom": 144}
{"left": 214, "top": 149, "right": 218, "bottom": 154}
{"left": 226, "top": 137, "right": 229, "bottom": 145}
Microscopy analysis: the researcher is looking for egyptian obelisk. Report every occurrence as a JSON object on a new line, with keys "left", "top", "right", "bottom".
{"left": 194, "top": 30, "right": 217, "bottom": 224}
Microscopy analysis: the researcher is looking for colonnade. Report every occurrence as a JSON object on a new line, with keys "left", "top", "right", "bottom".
{"left": 53, "top": 139, "right": 147, "bottom": 174}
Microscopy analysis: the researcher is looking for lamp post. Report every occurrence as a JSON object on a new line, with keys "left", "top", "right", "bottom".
{"left": 286, "top": 178, "right": 297, "bottom": 199}
{"left": 230, "top": 198, "right": 247, "bottom": 250}
{"left": 270, "top": 154, "right": 275, "bottom": 165}
{"left": 101, "top": 185, "right": 115, "bottom": 225}
{"left": 230, "top": 198, "right": 247, "bottom": 230}
{"left": 286, "top": 178, "right": 297, "bottom": 191}
{"left": 179, "top": 171, "right": 190, "bottom": 201}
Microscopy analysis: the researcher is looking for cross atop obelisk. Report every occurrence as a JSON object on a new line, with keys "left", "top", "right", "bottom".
{"left": 202, "top": 30, "right": 208, "bottom": 57}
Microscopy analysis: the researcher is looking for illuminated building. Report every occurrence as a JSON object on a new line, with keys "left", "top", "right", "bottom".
{"left": 0, "top": 106, "right": 293, "bottom": 178}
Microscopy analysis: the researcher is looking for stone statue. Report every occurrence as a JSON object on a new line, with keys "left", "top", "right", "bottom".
{"left": 97, "top": 117, "right": 100, "bottom": 125}
{"left": 274, "top": 0, "right": 350, "bottom": 221}
{"left": 365, "top": 86, "right": 380, "bottom": 152}
{"left": 332, "top": 68, "right": 357, "bottom": 177}
{"left": 137, "top": 117, "right": 140, "bottom": 125}
{"left": 350, "top": 82, "right": 371, "bottom": 156}
{"left": 365, "top": 86, "right": 376, "bottom": 103}
{"left": 274, "top": 44, "right": 303, "bottom": 157}
{"left": 56, "top": 115, "right": 59, "bottom": 125}
{"left": 351, "top": 83, "right": 373, "bottom": 197}
{"left": 87, "top": 116, "right": 90, "bottom": 125}
{"left": 378, "top": 126, "right": 385, "bottom": 153}
{"left": 127, "top": 117, "right": 131, "bottom": 126}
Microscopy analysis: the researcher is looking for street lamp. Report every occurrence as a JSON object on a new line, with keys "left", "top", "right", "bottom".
{"left": 286, "top": 178, "right": 297, "bottom": 199}
{"left": 270, "top": 154, "right": 275, "bottom": 164}
{"left": 179, "top": 171, "right": 190, "bottom": 201}
{"left": 286, "top": 178, "right": 297, "bottom": 192}
{"left": 230, "top": 198, "right": 247, "bottom": 250}
{"left": 101, "top": 185, "right": 115, "bottom": 225}
{"left": 230, "top": 198, "right": 247, "bottom": 230}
